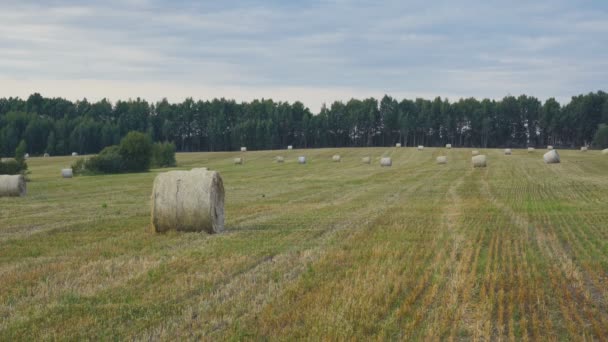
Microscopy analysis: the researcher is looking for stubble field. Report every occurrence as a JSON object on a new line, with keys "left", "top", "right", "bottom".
{"left": 1, "top": 147, "right": 607, "bottom": 340}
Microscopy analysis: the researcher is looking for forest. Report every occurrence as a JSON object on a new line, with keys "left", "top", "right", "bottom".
{"left": 1, "top": 91, "right": 607, "bottom": 157}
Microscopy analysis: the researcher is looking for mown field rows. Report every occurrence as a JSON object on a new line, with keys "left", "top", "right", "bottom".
{"left": 1, "top": 147, "right": 607, "bottom": 340}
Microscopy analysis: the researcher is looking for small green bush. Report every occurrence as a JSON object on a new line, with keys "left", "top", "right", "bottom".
{"left": 119, "top": 132, "right": 152, "bottom": 172}
{"left": 152, "top": 142, "right": 177, "bottom": 168}
{"left": 0, "top": 159, "right": 26, "bottom": 175}
{"left": 593, "top": 123, "right": 608, "bottom": 148}
{"left": 85, "top": 145, "right": 124, "bottom": 174}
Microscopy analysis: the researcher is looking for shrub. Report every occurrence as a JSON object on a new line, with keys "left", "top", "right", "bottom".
{"left": 0, "top": 159, "right": 26, "bottom": 175}
{"left": 152, "top": 142, "right": 176, "bottom": 168}
{"left": 85, "top": 145, "right": 124, "bottom": 174}
{"left": 15, "top": 140, "right": 27, "bottom": 163}
{"left": 593, "top": 124, "right": 608, "bottom": 148}
{"left": 119, "top": 132, "right": 152, "bottom": 172}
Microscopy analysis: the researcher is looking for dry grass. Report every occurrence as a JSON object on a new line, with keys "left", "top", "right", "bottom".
{"left": 1, "top": 147, "right": 607, "bottom": 340}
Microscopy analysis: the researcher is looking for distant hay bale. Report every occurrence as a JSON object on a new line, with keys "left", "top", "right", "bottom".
{"left": 72, "top": 152, "right": 78, "bottom": 156}
{"left": 471, "top": 150, "right": 479, "bottom": 156}
{"left": 332, "top": 155, "right": 341, "bottom": 162}
{"left": 287, "top": 145, "right": 293, "bottom": 150}
{"left": 417, "top": 145, "right": 424, "bottom": 151}
{"left": 276, "top": 156, "right": 284, "bottom": 163}
{"left": 24, "top": 153, "right": 29, "bottom": 159}
{"left": 602, "top": 148, "right": 608, "bottom": 155}
{"left": 0, "top": 175, "right": 26, "bottom": 197}
{"left": 528, "top": 147, "right": 535, "bottom": 153}
{"left": 61, "top": 168, "right": 73, "bottom": 178}
{"left": 581, "top": 146, "right": 588, "bottom": 152}
{"left": 472, "top": 155, "right": 487, "bottom": 168}
{"left": 446, "top": 144, "right": 452, "bottom": 149}
{"left": 151, "top": 168, "right": 224, "bottom": 234}
{"left": 543, "top": 150, "right": 560, "bottom": 164}
{"left": 380, "top": 157, "right": 392, "bottom": 167}
{"left": 361, "top": 156, "right": 371, "bottom": 164}
{"left": 240, "top": 147, "right": 247, "bottom": 152}
{"left": 436, "top": 156, "right": 447, "bottom": 164}
{"left": 547, "top": 145, "right": 554, "bottom": 150}
{"left": 234, "top": 157, "right": 243, "bottom": 165}
{"left": 298, "top": 156, "right": 306, "bottom": 164}
{"left": 44, "top": 153, "right": 49, "bottom": 157}
{"left": 395, "top": 143, "right": 401, "bottom": 148}
{"left": 504, "top": 148, "right": 512, "bottom": 155}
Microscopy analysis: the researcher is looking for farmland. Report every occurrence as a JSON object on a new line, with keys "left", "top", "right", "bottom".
{"left": 1, "top": 147, "right": 607, "bottom": 340}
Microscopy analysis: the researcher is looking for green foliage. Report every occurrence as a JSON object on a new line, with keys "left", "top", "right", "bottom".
{"left": 71, "top": 158, "right": 88, "bottom": 176}
{"left": 593, "top": 123, "right": 608, "bottom": 148}
{"left": 119, "top": 132, "right": 152, "bottom": 172}
{"left": 85, "top": 145, "right": 124, "bottom": 174}
{"left": 152, "top": 142, "right": 176, "bottom": 167}
{"left": 0, "top": 159, "right": 26, "bottom": 175}
{"left": 15, "top": 140, "right": 27, "bottom": 162}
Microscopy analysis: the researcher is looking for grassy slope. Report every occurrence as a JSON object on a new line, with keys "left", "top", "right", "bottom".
{"left": 1, "top": 148, "right": 607, "bottom": 340}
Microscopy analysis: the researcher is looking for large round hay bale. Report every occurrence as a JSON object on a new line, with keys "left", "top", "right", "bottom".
{"left": 151, "top": 168, "right": 224, "bottom": 234}
{"left": 61, "top": 168, "right": 73, "bottom": 178}
{"left": 602, "top": 148, "right": 608, "bottom": 155}
{"left": 380, "top": 157, "right": 392, "bottom": 167}
{"left": 287, "top": 145, "right": 293, "bottom": 150}
{"left": 471, "top": 150, "right": 479, "bottom": 156}
{"left": 395, "top": 143, "right": 401, "bottom": 148}
{"left": 547, "top": 145, "right": 554, "bottom": 150}
{"left": 581, "top": 146, "right": 588, "bottom": 152}
{"left": 446, "top": 144, "right": 452, "bottom": 149}
{"left": 417, "top": 145, "right": 424, "bottom": 151}
{"left": 543, "top": 150, "right": 560, "bottom": 164}
{"left": 361, "top": 156, "right": 371, "bottom": 164}
{"left": 298, "top": 156, "right": 306, "bottom": 164}
{"left": 240, "top": 147, "right": 247, "bottom": 152}
{"left": 332, "top": 155, "right": 341, "bottom": 162}
{"left": 472, "top": 155, "right": 487, "bottom": 168}
{"left": 436, "top": 156, "right": 447, "bottom": 164}
{"left": 72, "top": 152, "right": 78, "bottom": 156}
{"left": 276, "top": 156, "right": 284, "bottom": 163}
{"left": 504, "top": 148, "right": 512, "bottom": 155}
{"left": 234, "top": 157, "right": 243, "bottom": 165}
{"left": 528, "top": 147, "right": 535, "bottom": 153}
{"left": 0, "top": 175, "right": 26, "bottom": 197}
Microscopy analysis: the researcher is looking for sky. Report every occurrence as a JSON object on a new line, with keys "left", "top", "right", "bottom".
{"left": 0, "top": 0, "right": 607, "bottom": 112}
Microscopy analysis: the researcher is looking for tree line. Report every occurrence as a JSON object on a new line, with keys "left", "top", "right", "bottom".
{"left": 1, "top": 91, "right": 607, "bottom": 157}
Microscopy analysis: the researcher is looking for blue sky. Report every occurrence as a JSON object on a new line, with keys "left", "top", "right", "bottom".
{"left": 0, "top": 0, "right": 606, "bottom": 111}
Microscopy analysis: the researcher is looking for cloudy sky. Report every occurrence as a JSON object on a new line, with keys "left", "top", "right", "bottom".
{"left": 0, "top": 0, "right": 606, "bottom": 111}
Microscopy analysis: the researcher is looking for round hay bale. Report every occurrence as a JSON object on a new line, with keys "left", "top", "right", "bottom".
{"left": 543, "top": 150, "right": 560, "bottom": 164}
{"left": 417, "top": 145, "right": 424, "bottom": 151}
{"left": 471, "top": 150, "right": 479, "bottom": 156}
{"left": 276, "top": 156, "right": 284, "bottom": 163}
{"left": 436, "top": 156, "right": 447, "bottom": 164}
{"left": 298, "top": 156, "right": 306, "bottom": 164}
{"left": 528, "top": 147, "right": 535, "bottom": 153}
{"left": 504, "top": 148, "right": 512, "bottom": 155}
{"left": 361, "top": 156, "right": 371, "bottom": 164}
{"left": 151, "top": 168, "right": 224, "bottom": 234}
{"left": 72, "top": 152, "right": 78, "bottom": 156}
{"left": 234, "top": 157, "right": 243, "bottom": 165}
{"left": 446, "top": 144, "right": 452, "bottom": 149}
{"left": 380, "top": 157, "right": 392, "bottom": 167}
{"left": 547, "top": 145, "right": 554, "bottom": 150}
{"left": 287, "top": 145, "right": 293, "bottom": 150}
{"left": 472, "top": 155, "right": 487, "bottom": 168}
{"left": 44, "top": 153, "right": 50, "bottom": 157}
{"left": 0, "top": 175, "right": 26, "bottom": 197}
{"left": 602, "top": 148, "right": 608, "bottom": 155}
{"left": 24, "top": 153, "right": 29, "bottom": 159}
{"left": 61, "top": 168, "right": 73, "bottom": 178}
{"left": 395, "top": 143, "right": 401, "bottom": 148}
{"left": 580, "top": 146, "right": 588, "bottom": 152}
{"left": 332, "top": 155, "right": 341, "bottom": 162}
{"left": 240, "top": 147, "right": 247, "bottom": 152}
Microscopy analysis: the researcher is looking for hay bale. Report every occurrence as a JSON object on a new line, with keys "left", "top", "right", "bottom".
{"left": 44, "top": 153, "right": 50, "bottom": 157}
{"left": 332, "top": 155, "right": 341, "bottom": 162}
{"left": 436, "top": 156, "right": 447, "bottom": 164}
{"left": 0, "top": 175, "right": 26, "bottom": 197}
{"left": 234, "top": 157, "right": 243, "bottom": 165}
{"left": 380, "top": 157, "right": 392, "bottom": 167}
{"left": 240, "top": 147, "right": 247, "bottom": 152}
{"left": 504, "top": 148, "right": 512, "bottom": 155}
{"left": 61, "top": 168, "right": 73, "bottom": 178}
{"left": 547, "top": 145, "right": 554, "bottom": 150}
{"left": 581, "top": 146, "right": 588, "bottom": 152}
{"left": 361, "top": 156, "right": 371, "bottom": 164}
{"left": 472, "top": 155, "right": 487, "bottom": 168}
{"left": 471, "top": 150, "right": 479, "bottom": 156}
{"left": 446, "top": 144, "right": 452, "bottom": 149}
{"left": 24, "top": 153, "right": 29, "bottom": 159}
{"left": 602, "top": 148, "right": 608, "bottom": 155}
{"left": 395, "top": 143, "right": 401, "bottom": 148}
{"left": 72, "top": 152, "right": 78, "bottom": 156}
{"left": 287, "top": 145, "right": 293, "bottom": 150}
{"left": 151, "top": 168, "right": 224, "bottom": 234}
{"left": 276, "top": 156, "right": 284, "bottom": 163}
{"left": 528, "top": 147, "right": 535, "bottom": 153}
{"left": 298, "top": 156, "right": 306, "bottom": 164}
{"left": 417, "top": 145, "right": 424, "bottom": 151}
{"left": 543, "top": 150, "right": 560, "bottom": 164}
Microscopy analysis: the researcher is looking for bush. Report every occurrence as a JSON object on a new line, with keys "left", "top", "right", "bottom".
{"left": 119, "top": 132, "right": 152, "bottom": 172}
{"left": 0, "top": 159, "right": 27, "bottom": 175}
{"left": 15, "top": 140, "right": 27, "bottom": 163}
{"left": 85, "top": 145, "right": 124, "bottom": 174}
{"left": 71, "top": 158, "right": 88, "bottom": 176}
{"left": 152, "top": 142, "right": 177, "bottom": 168}
{"left": 593, "top": 123, "right": 608, "bottom": 148}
